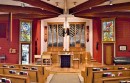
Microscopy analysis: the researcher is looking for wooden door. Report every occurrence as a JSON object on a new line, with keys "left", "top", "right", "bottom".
{"left": 103, "top": 43, "right": 114, "bottom": 65}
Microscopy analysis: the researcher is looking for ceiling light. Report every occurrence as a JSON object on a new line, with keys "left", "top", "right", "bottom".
{"left": 56, "top": 2, "right": 59, "bottom": 7}
{"left": 109, "top": 0, "right": 113, "bottom": 5}
{"left": 73, "top": 2, "right": 77, "bottom": 5}
{"left": 21, "top": 2, "right": 25, "bottom": 7}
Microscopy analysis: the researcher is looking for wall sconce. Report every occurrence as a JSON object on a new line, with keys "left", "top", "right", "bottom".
{"left": 86, "top": 26, "right": 89, "bottom": 42}
{"left": 44, "top": 26, "right": 47, "bottom": 42}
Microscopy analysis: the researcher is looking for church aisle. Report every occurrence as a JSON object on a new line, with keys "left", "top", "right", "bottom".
{"left": 49, "top": 73, "right": 80, "bottom": 83}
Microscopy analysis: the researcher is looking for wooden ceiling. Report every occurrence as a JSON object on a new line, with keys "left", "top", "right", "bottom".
{"left": 0, "top": 0, "right": 130, "bottom": 19}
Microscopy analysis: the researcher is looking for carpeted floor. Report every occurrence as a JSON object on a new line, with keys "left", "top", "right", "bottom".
{"left": 50, "top": 73, "right": 80, "bottom": 83}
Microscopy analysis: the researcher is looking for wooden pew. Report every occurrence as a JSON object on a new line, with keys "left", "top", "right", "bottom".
{"left": 0, "top": 63, "right": 20, "bottom": 68}
{"left": 113, "top": 65, "right": 130, "bottom": 70}
{"left": 83, "top": 65, "right": 114, "bottom": 83}
{"left": 0, "top": 74, "right": 30, "bottom": 83}
{"left": 20, "top": 64, "right": 46, "bottom": 83}
{"left": 0, "top": 63, "right": 48, "bottom": 83}
{"left": 0, "top": 68, "right": 4, "bottom": 74}
{"left": 102, "top": 77, "right": 130, "bottom": 83}
{"left": 83, "top": 65, "right": 130, "bottom": 83}
{"left": 93, "top": 69, "right": 130, "bottom": 83}
{"left": 3, "top": 68, "right": 20, "bottom": 75}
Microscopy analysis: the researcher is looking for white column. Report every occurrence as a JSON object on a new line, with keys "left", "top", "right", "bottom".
{"left": 63, "top": 16, "right": 70, "bottom": 51}
{"left": 66, "top": 35, "right": 69, "bottom": 51}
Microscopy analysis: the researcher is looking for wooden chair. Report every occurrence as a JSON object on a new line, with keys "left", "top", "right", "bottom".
{"left": 42, "top": 54, "right": 52, "bottom": 65}
{"left": 73, "top": 52, "right": 81, "bottom": 68}
{"left": 85, "top": 52, "right": 91, "bottom": 62}
{"left": 34, "top": 55, "right": 42, "bottom": 65}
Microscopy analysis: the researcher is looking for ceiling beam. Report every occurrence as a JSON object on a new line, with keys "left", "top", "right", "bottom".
{"left": 69, "top": 0, "right": 109, "bottom": 14}
{"left": 14, "top": 14, "right": 58, "bottom": 19}
{"left": 0, "top": 14, "right": 58, "bottom": 19}
{"left": 0, "top": 4, "right": 59, "bottom": 15}
{"left": 75, "top": 16, "right": 97, "bottom": 19}
{"left": 75, "top": 2, "right": 130, "bottom": 15}
{"left": 75, "top": 12, "right": 130, "bottom": 18}
{"left": 15, "top": 0, "right": 63, "bottom": 14}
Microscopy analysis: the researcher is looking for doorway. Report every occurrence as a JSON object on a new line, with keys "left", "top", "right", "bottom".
{"left": 21, "top": 43, "right": 30, "bottom": 64}
{"left": 103, "top": 43, "right": 114, "bottom": 65}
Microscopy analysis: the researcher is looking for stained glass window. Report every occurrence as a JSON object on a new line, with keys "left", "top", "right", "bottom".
{"left": 102, "top": 19, "right": 115, "bottom": 41}
{"left": 20, "top": 21, "right": 32, "bottom": 42}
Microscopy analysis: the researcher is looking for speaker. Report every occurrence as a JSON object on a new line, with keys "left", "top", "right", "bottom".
{"left": 96, "top": 42, "right": 99, "bottom": 50}
{"left": 86, "top": 26, "right": 89, "bottom": 42}
{"left": 35, "top": 41, "right": 37, "bottom": 54}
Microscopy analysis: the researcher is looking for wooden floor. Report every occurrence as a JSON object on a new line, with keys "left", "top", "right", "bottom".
{"left": 44, "top": 61, "right": 104, "bottom": 73}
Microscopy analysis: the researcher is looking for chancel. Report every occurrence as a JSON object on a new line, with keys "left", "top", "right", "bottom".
{"left": 0, "top": 0, "right": 130, "bottom": 83}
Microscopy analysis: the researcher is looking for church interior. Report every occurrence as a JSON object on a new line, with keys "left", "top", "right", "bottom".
{"left": 0, "top": 0, "right": 130, "bottom": 83}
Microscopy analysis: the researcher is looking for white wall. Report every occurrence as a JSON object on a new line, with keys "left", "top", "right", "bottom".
{"left": 86, "top": 20, "right": 93, "bottom": 58}
{"left": 41, "top": 17, "right": 93, "bottom": 57}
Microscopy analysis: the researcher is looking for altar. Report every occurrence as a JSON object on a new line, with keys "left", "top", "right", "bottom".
{"left": 59, "top": 54, "right": 73, "bottom": 68}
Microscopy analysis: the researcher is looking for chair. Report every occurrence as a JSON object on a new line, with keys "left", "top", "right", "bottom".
{"left": 42, "top": 53, "right": 52, "bottom": 65}
{"left": 85, "top": 52, "right": 91, "bottom": 62}
{"left": 34, "top": 55, "right": 41, "bottom": 65}
{"left": 73, "top": 52, "right": 81, "bottom": 68}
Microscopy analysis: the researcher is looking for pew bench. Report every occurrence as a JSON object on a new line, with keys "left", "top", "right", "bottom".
{"left": 93, "top": 69, "right": 130, "bottom": 83}
{"left": 0, "top": 63, "right": 49, "bottom": 83}
{"left": 20, "top": 65, "right": 47, "bottom": 83}
{"left": 102, "top": 77, "right": 130, "bottom": 83}
{"left": 0, "top": 74, "right": 30, "bottom": 83}
{"left": 83, "top": 65, "right": 114, "bottom": 83}
{"left": 83, "top": 65, "right": 130, "bottom": 83}
{"left": 0, "top": 63, "right": 20, "bottom": 68}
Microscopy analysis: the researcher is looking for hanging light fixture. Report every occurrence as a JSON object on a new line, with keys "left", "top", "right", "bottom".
{"left": 73, "top": 2, "right": 77, "bottom": 5}
{"left": 21, "top": 2, "right": 25, "bottom": 7}
{"left": 109, "top": 0, "right": 113, "bottom": 5}
{"left": 56, "top": 2, "right": 59, "bottom": 7}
